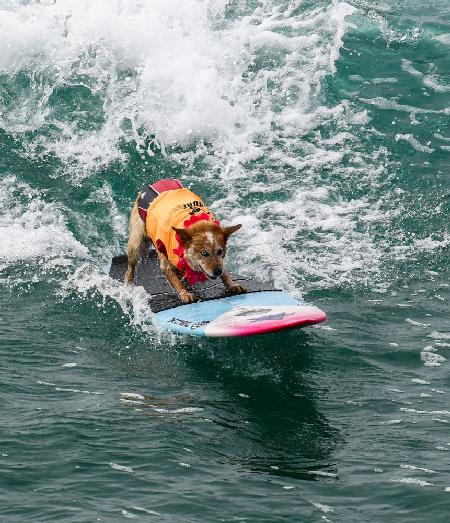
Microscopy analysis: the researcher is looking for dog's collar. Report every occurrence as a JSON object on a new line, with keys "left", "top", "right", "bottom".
{"left": 173, "top": 212, "right": 220, "bottom": 286}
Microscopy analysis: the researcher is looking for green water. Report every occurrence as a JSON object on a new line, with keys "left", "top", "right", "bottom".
{"left": 1, "top": 0, "right": 450, "bottom": 521}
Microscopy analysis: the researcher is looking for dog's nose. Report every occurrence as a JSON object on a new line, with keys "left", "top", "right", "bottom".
{"left": 213, "top": 268, "right": 223, "bottom": 277}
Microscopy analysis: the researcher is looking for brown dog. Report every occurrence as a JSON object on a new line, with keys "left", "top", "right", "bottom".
{"left": 125, "top": 179, "right": 246, "bottom": 304}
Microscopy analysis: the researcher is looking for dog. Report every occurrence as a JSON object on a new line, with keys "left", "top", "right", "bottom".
{"left": 125, "top": 178, "right": 246, "bottom": 304}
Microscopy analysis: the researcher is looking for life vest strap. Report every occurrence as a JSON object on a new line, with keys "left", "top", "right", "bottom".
{"left": 137, "top": 178, "right": 183, "bottom": 222}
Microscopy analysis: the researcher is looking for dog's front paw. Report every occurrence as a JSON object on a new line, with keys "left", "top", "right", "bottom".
{"left": 227, "top": 283, "right": 247, "bottom": 294}
{"left": 179, "top": 290, "right": 197, "bottom": 304}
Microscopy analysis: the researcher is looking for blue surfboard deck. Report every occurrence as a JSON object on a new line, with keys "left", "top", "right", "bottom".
{"left": 108, "top": 251, "right": 326, "bottom": 337}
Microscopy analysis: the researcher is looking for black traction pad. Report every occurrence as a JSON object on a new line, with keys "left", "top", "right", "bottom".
{"left": 109, "top": 250, "right": 276, "bottom": 313}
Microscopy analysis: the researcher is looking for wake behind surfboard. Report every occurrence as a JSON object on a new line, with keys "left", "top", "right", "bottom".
{"left": 108, "top": 251, "right": 326, "bottom": 337}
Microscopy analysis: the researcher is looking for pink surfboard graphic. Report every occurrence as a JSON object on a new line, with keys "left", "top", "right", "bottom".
{"left": 203, "top": 305, "right": 326, "bottom": 337}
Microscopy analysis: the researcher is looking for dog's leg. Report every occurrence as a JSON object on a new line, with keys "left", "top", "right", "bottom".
{"left": 158, "top": 254, "right": 196, "bottom": 304}
{"left": 125, "top": 197, "right": 147, "bottom": 284}
{"left": 221, "top": 272, "right": 247, "bottom": 294}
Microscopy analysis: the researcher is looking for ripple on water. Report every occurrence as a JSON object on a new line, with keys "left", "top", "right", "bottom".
{"left": 110, "top": 463, "right": 133, "bottom": 473}
{"left": 400, "top": 408, "right": 450, "bottom": 416}
{"left": 428, "top": 332, "right": 450, "bottom": 340}
{"left": 311, "top": 502, "right": 333, "bottom": 513}
{"left": 393, "top": 478, "right": 434, "bottom": 487}
{"left": 120, "top": 392, "right": 145, "bottom": 400}
{"left": 400, "top": 464, "right": 437, "bottom": 474}
{"left": 37, "top": 380, "right": 104, "bottom": 395}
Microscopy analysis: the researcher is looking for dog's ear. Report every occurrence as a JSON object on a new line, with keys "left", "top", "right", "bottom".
{"left": 222, "top": 224, "right": 242, "bottom": 240}
{"left": 172, "top": 227, "right": 192, "bottom": 246}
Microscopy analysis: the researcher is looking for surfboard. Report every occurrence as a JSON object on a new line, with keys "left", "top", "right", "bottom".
{"left": 108, "top": 251, "right": 326, "bottom": 337}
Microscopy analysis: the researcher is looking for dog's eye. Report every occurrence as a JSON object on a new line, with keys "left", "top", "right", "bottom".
{"left": 200, "top": 250, "right": 209, "bottom": 257}
{"left": 217, "top": 249, "right": 223, "bottom": 256}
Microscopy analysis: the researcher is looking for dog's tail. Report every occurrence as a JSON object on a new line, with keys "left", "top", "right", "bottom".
{"left": 130, "top": 193, "right": 148, "bottom": 244}
{"left": 125, "top": 193, "right": 148, "bottom": 284}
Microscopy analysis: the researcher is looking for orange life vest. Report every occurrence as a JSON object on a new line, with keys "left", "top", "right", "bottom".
{"left": 145, "top": 187, "right": 218, "bottom": 284}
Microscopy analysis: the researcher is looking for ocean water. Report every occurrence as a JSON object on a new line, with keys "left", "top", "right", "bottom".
{"left": 1, "top": 0, "right": 450, "bottom": 521}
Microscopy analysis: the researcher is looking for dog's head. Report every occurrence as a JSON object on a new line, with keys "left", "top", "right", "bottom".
{"left": 172, "top": 221, "right": 241, "bottom": 279}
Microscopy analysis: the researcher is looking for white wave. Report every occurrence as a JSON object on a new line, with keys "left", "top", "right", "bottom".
{"left": 0, "top": 173, "right": 162, "bottom": 331}
{"left": 54, "top": 387, "right": 103, "bottom": 395}
{"left": 360, "top": 97, "right": 450, "bottom": 115}
{"left": 423, "top": 77, "right": 450, "bottom": 93}
{"left": 61, "top": 263, "right": 161, "bottom": 335}
{"left": 312, "top": 502, "right": 333, "bottom": 513}
{"left": 81, "top": 178, "right": 124, "bottom": 224}
{"left": 307, "top": 470, "right": 338, "bottom": 478}
{"left": 0, "top": 0, "right": 399, "bottom": 294}
{"left": 428, "top": 331, "right": 450, "bottom": 340}
{"left": 400, "top": 59, "right": 423, "bottom": 78}
{"left": 229, "top": 180, "right": 385, "bottom": 291}
{"left": 393, "top": 477, "right": 433, "bottom": 487}
{"left": 400, "top": 464, "right": 437, "bottom": 474}
{"left": 434, "top": 133, "right": 450, "bottom": 142}
{"left": 395, "top": 134, "right": 434, "bottom": 154}
{"left": 0, "top": 176, "right": 88, "bottom": 265}
{"left": 400, "top": 408, "right": 450, "bottom": 416}
{"left": 110, "top": 463, "right": 133, "bottom": 473}
{"left": 3, "top": 0, "right": 345, "bottom": 156}
{"left": 401, "top": 59, "right": 450, "bottom": 93}
{"left": 121, "top": 510, "right": 138, "bottom": 519}
{"left": 433, "top": 33, "right": 450, "bottom": 45}
{"left": 421, "top": 346, "right": 446, "bottom": 368}
{"left": 329, "top": 2, "right": 357, "bottom": 73}
{"left": 405, "top": 318, "right": 430, "bottom": 327}
{"left": 371, "top": 77, "right": 398, "bottom": 84}
{"left": 153, "top": 407, "right": 204, "bottom": 414}
{"left": 37, "top": 380, "right": 103, "bottom": 395}
{"left": 414, "top": 234, "right": 450, "bottom": 251}
{"left": 361, "top": 7, "right": 422, "bottom": 46}
{"left": 130, "top": 507, "right": 161, "bottom": 516}
{"left": 120, "top": 392, "right": 145, "bottom": 401}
